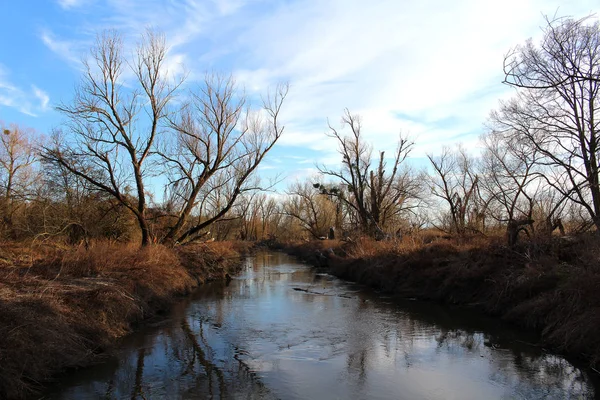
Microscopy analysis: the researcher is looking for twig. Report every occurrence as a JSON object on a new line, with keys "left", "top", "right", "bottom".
{"left": 292, "top": 287, "right": 352, "bottom": 298}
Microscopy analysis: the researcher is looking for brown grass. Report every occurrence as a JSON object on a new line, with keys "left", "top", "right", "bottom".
{"left": 276, "top": 233, "right": 600, "bottom": 367}
{"left": 0, "top": 240, "right": 249, "bottom": 399}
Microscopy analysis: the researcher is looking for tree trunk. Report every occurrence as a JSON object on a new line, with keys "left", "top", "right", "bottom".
{"left": 137, "top": 212, "right": 152, "bottom": 246}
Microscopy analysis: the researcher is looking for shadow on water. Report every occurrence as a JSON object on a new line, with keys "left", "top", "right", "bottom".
{"left": 45, "top": 251, "right": 599, "bottom": 400}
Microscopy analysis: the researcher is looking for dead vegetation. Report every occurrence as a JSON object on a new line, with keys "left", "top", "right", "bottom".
{"left": 276, "top": 232, "right": 600, "bottom": 367}
{"left": 0, "top": 240, "right": 249, "bottom": 399}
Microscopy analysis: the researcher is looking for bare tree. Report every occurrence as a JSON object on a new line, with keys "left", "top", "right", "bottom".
{"left": 230, "top": 193, "right": 280, "bottom": 241}
{"left": 480, "top": 130, "right": 539, "bottom": 244}
{"left": 0, "top": 122, "right": 37, "bottom": 237}
{"left": 427, "top": 145, "right": 480, "bottom": 235}
{"left": 499, "top": 15, "right": 600, "bottom": 231}
{"left": 160, "top": 75, "right": 288, "bottom": 244}
{"left": 258, "top": 195, "right": 280, "bottom": 240}
{"left": 283, "top": 180, "right": 337, "bottom": 239}
{"left": 532, "top": 181, "right": 568, "bottom": 235}
{"left": 42, "top": 30, "right": 180, "bottom": 246}
{"left": 40, "top": 151, "right": 138, "bottom": 244}
{"left": 317, "top": 109, "right": 416, "bottom": 238}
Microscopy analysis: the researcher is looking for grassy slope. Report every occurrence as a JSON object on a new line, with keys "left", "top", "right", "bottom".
{"left": 0, "top": 240, "right": 250, "bottom": 399}
{"left": 276, "top": 234, "right": 600, "bottom": 367}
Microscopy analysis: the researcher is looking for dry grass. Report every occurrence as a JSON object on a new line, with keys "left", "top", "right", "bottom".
{"left": 0, "top": 240, "right": 248, "bottom": 399}
{"left": 177, "top": 240, "right": 252, "bottom": 282}
{"left": 276, "top": 233, "right": 600, "bottom": 367}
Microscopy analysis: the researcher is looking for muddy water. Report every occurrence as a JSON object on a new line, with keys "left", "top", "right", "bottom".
{"left": 47, "top": 251, "right": 598, "bottom": 399}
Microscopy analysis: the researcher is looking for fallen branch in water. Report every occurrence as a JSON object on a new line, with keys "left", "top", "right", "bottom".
{"left": 292, "top": 287, "right": 352, "bottom": 298}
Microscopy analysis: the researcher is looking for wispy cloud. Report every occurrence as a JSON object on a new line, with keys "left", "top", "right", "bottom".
{"left": 0, "top": 64, "right": 51, "bottom": 117}
{"left": 40, "top": 29, "right": 83, "bottom": 66}
{"left": 226, "top": 0, "right": 598, "bottom": 159}
{"left": 37, "top": 0, "right": 599, "bottom": 173}
{"left": 32, "top": 85, "right": 50, "bottom": 111}
{"left": 57, "top": 0, "right": 87, "bottom": 9}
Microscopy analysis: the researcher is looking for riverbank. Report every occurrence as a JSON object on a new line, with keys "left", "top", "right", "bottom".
{"left": 0, "top": 240, "right": 250, "bottom": 399}
{"left": 273, "top": 234, "right": 600, "bottom": 368}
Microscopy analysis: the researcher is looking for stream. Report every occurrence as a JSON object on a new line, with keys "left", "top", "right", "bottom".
{"left": 46, "top": 251, "right": 599, "bottom": 399}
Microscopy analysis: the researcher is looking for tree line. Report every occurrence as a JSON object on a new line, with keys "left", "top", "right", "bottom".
{"left": 1, "top": 16, "right": 599, "bottom": 246}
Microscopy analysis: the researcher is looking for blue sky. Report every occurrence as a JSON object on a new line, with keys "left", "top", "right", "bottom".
{"left": 0, "top": 0, "right": 598, "bottom": 184}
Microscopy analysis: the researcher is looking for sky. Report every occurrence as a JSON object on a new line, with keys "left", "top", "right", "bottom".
{"left": 0, "top": 0, "right": 598, "bottom": 185}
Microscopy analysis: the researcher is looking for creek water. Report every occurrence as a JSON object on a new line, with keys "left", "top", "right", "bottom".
{"left": 47, "top": 251, "right": 599, "bottom": 399}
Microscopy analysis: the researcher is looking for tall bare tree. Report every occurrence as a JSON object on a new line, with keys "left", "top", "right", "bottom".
{"left": 499, "top": 15, "right": 600, "bottom": 231}
{"left": 160, "top": 75, "right": 287, "bottom": 244}
{"left": 317, "top": 109, "right": 417, "bottom": 238}
{"left": 42, "top": 30, "right": 181, "bottom": 246}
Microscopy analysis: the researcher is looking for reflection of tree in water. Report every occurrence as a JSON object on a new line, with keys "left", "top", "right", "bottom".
{"left": 488, "top": 353, "right": 593, "bottom": 399}
{"left": 132, "top": 347, "right": 147, "bottom": 400}
{"left": 180, "top": 318, "right": 226, "bottom": 398}
{"left": 51, "top": 314, "right": 277, "bottom": 399}
{"left": 346, "top": 349, "right": 368, "bottom": 387}
{"left": 340, "top": 295, "right": 596, "bottom": 398}
{"left": 343, "top": 298, "right": 376, "bottom": 390}
{"left": 426, "top": 327, "right": 593, "bottom": 398}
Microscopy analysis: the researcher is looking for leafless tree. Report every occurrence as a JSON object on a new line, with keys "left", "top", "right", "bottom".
{"left": 0, "top": 122, "right": 37, "bottom": 237}
{"left": 427, "top": 146, "right": 481, "bottom": 235}
{"left": 160, "top": 75, "right": 288, "bottom": 244}
{"left": 499, "top": 15, "right": 600, "bottom": 231}
{"left": 231, "top": 193, "right": 280, "bottom": 241}
{"left": 42, "top": 30, "right": 180, "bottom": 246}
{"left": 317, "top": 109, "right": 417, "bottom": 238}
{"left": 480, "top": 130, "right": 539, "bottom": 244}
{"left": 532, "top": 181, "right": 568, "bottom": 235}
{"left": 41, "top": 147, "right": 138, "bottom": 244}
{"left": 283, "top": 180, "right": 337, "bottom": 239}
{"left": 258, "top": 196, "right": 280, "bottom": 240}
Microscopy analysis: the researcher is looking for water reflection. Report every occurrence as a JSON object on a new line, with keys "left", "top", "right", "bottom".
{"left": 47, "top": 251, "right": 598, "bottom": 400}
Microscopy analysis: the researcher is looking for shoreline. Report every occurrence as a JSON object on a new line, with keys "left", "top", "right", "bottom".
{"left": 272, "top": 235, "right": 600, "bottom": 369}
{"left": 0, "top": 241, "right": 250, "bottom": 400}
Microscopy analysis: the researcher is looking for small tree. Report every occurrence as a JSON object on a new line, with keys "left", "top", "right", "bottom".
{"left": 427, "top": 146, "right": 481, "bottom": 235}
{"left": 283, "top": 180, "right": 337, "bottom": 239}
{"left": 0, "top": 122, "right": 37, "bottom": 237}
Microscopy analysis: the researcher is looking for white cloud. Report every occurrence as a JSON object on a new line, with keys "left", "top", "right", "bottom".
{"left": 227, "top": 0, "right": 598, "bottom": 158}
{"left": 40, "top": 30, "right": 82, "bottom": 65}
{"left": 287, "top": 167, "right": 321, "bottom": 182}
{"left": 0, "top": 65, "right": 18, "bottom": 91}
{"left": 210, "top": 0, "right": 247, "bottom": 16}
{"left": 161, "top": 52, "right": 188, "bottom": 82}
{"left": 0, "top": 64, "right": 51, "bottom": 117}
{"left": 40, "top": 1, "right": 242, "bottom": 74}
{"left": 57, "top": 0, "right": 86, "bottom": 9}
{"left": 36, "top": 0, "right": 600, "bottom": 178}
{"left": 32, "top": 85, "right": 50, "bottom": 111}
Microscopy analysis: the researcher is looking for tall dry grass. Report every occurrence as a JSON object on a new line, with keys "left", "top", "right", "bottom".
{"left": 0, "top": 239, "right": 247, "bottom": 399}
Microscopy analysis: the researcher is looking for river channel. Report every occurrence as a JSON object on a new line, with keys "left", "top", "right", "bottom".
{"left": 47, "top": 251, "right": 599, "bottom": 399}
